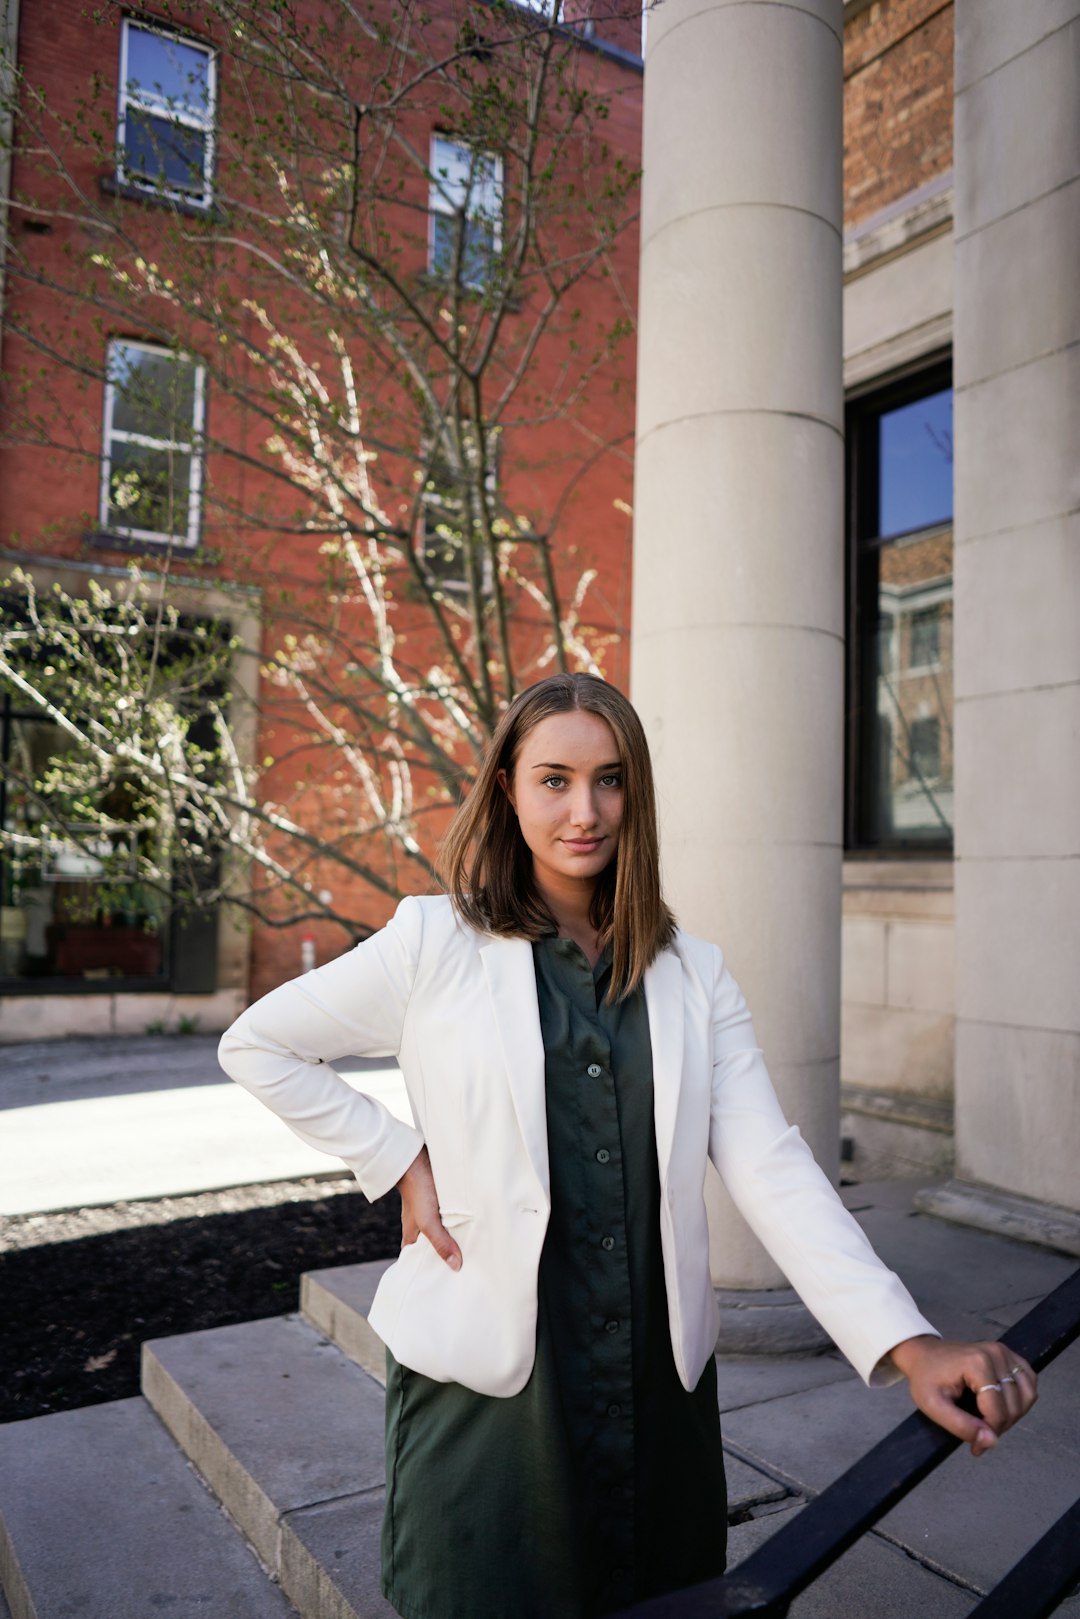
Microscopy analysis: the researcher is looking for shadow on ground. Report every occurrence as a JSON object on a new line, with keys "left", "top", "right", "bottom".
{"left": 0, "top": 1178, "right": 401, "bottom": 1423}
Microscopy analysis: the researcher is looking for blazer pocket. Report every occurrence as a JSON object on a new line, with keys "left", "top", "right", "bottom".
{"left": 438, "top": 1209, "right": 473, "bottom": 1230}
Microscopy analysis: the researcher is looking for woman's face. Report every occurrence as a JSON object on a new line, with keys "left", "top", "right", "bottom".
{"left": 500, "top": 709, "right": 624, "bottom": 895}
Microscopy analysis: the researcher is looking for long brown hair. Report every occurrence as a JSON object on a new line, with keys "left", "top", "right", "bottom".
{"left": 439, "top": 674, "right": 676, "bottom": 999}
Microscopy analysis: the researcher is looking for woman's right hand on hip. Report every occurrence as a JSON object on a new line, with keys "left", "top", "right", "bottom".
{"left": 395, "top": 1146, "right": 462, "bottom": 1270}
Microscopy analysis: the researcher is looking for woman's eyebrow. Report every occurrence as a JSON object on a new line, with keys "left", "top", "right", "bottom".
{"left": 529, "top": 761, "right": 622, "bottom": 771}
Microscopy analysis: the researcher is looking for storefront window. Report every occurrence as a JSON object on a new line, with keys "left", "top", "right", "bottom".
{"left": 846, "top": 365, "right": 954, "bottom": 850}
{"left": 0, "top": 700, "right": 170, "bottom": 983}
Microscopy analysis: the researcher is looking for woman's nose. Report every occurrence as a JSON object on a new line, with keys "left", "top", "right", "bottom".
{"left": 568, "top": 788, "right": 599, "bottom": 828}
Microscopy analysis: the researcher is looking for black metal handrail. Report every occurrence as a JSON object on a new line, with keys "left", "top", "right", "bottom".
{"left": 617, "top": 1265, "right": 1080, "bottom": 1619}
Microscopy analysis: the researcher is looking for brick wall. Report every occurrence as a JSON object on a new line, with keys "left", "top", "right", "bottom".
{"left": 2, "top": 0, "right": 642, "bottom": 1007}
{"left": 844, "top": 0, "right": 953, "bottom": 229}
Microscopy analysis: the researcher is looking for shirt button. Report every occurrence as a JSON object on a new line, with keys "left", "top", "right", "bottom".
{"left": 605, "top": 1320, "right": 619, "bottom": 1334}
{"left": 596, "top": 1148, "right": 611, "bottom": 1164}
{"left": 607, "top": 1403, "right": 621, "bottom": 1418}
{"left": 601, "top": 1236, "right": 615, "bottom": 1251}
{"left": 587, "top": 1063, "right": 603, "bottom": 1078}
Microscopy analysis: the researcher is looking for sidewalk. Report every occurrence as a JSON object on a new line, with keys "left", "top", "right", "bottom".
{"left": 724, "top": 1177, "right": 1080, "bottom": 1614}
{"left": 0, "top": 1035, "right": 412, "bottom": 1215}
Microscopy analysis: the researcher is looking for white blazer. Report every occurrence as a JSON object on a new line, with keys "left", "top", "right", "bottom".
{"left": 218, "top": 894, "right": 937, "bottom": 1397}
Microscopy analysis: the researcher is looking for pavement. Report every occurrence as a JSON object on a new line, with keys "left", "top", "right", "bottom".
{"left": 0, "top": 1034, "right": 413, "bottom": 1215}
{"left": 719, "top": 1178, "right": 1080, "bottom": 1615}
{"left": 1, "top": 1034, "right": 1079, "bottom": 1617}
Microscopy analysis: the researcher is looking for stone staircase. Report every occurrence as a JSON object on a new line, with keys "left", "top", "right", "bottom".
{"left": 0, "top": 1259, "right": 796, "bottom": 1619}
{"left": 0, "top": 1261, "right": 397, "bottom": 1619}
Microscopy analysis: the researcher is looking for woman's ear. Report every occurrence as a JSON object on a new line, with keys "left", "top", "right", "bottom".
{"left": 496, "top": 766, "right": 516, "bottom": 811}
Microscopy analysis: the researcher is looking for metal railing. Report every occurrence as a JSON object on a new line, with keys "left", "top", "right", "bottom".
{"left": 618, "top": 1266, "right": 1080, "bottom": 1619}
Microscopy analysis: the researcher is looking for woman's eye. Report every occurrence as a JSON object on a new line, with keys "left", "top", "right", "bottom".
{"left": 542, "top": 775, "right": 566, "bottom": 789}
{"left": 599, "top": 774, "right": 623, "bottom": 789}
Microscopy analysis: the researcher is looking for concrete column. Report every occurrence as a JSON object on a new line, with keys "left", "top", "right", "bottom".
{"left": 630, "top": 0, "right": 845, "bottom": 1295}
{"left": 929, "top": 2, "right": 1080, "bottom": 1235}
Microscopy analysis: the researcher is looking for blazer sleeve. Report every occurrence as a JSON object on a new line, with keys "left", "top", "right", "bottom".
{"left": 217, "top": 894, "right": 426, "bottom": 1201}
{"left": 705, "top": 945, "right": 940, "bottom": 1387}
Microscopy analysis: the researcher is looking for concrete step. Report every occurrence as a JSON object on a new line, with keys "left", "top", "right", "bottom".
{"left": 300, "top": 1259, "right": 393, "bottom": 1383}
{"left": 142, "top": 1312, "right": 398, "bottom": 1619}
{"left": 296, "top": 1260, "right": 805, "bottom": 1529}
{"left": 0, "top": 1397, "right": 300, "bottom": 1619}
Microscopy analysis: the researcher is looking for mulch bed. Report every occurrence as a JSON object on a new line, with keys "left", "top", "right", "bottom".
{"left": 0, "top": 1175, "right": 401, "bottom": 1426}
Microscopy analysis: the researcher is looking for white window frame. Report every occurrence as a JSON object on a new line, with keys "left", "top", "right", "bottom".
{"left": 117, "top": 18, "right": 217, "bottom": 207}
{"left": 100, "top": 339, "right": 206, "bottom": 548}
{"left": 427, "top": 135, "right": 504, "bottom": 290}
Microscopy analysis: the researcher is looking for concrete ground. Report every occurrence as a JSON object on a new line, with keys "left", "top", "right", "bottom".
{"left": 0, "top": 1035, "right": 412, "bottom": 1215}
{"left": 1, "top": 1034, "right": 1078, "bottom": 1616}
{"left": 722, "top": 1177, "right": 1080, "bottom": 1615}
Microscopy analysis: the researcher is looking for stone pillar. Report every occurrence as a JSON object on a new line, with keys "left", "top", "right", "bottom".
{"left": 630, "top": 0, "right": 845, "bottom": 1299}
{"left": 920, "top": 3, "right": 1080, "bottom": 1244}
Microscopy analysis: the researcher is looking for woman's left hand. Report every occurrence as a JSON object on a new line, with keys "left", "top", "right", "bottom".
{"left": 888, "top": 1335, "right": 1037, "bottom": 1456}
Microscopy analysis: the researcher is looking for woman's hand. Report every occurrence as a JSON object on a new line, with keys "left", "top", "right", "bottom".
{"left": 396, "top": 1146, "right": 462, "bottom": 1271}
{"left": 889, "top": 1334, "right": 1037, "bottom": 1456}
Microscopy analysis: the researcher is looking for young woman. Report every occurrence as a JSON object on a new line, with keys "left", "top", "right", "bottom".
{"left": 219, "top": 673, "right": 1037, "bottom": 1619}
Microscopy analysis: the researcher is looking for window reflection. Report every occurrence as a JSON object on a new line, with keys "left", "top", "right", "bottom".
{"left": 878, "top": 386, "right": 953, "bottom": 539}
{"left": 0, "top": 705, "right": 169, "bottom": 983}
{"left": 870, "top": 526, "right": 954, "bottom": 841}
{"left": 849, "top": 372, "right": 954, "bottom": 849}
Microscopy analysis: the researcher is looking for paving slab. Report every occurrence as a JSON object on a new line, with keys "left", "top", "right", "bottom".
{"left": 721, "top": 1375, "right": 916, "bottom": 1493}
{"left": 726, "top": 1505, "right": 974, "bottom": 1618}
{"left": 723, "top": 1451, "right": 793, "bottom": 1516}
{"left": 282, "top": 1490, "right": 398, "bottom": 1619}
{"left": 714, "top": 1350, "right": 856, "bottom": 1414}
{"left": 840, "top": 1179, "right": 1076, "bottom": 1339}
{"left": 143, "top": 1313, "right": 387, "bottom": 1573}
{"left": 875, "top": 1401, "right": 1080, "bottom": 1593}
{"left": 301, "top": 1260, "right": 394, "bottom": 1384}
{"left": 0, "top": 1396, "right": 298, "bottom": 1619}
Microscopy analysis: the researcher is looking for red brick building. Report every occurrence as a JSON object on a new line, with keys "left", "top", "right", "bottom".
{"left": 2, "top": 0, "right": 971, "bottom": 1068}
{"left": 0, "top": 0, "right": 645, "bottom": 1031}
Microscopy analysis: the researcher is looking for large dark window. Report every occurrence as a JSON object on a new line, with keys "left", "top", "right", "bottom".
{"left": 0, "top": 614, "right": 224, "bottom": 993}
{"left": 846, "top": 362, "right": 954, "bottom": 851}
{"left": 0, "top": 695, "right": 172, "bottom": 986}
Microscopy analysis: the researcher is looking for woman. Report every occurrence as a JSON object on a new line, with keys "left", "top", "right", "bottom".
{"left": 219, "top": 673, "right": 1036, "bottom": 1619}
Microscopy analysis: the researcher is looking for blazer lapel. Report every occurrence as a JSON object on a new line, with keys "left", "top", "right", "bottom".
{"left": 645, "top": 946, "right": 686, "bottom": 1189}
{"left": 479, "top": 935, "right": 551, "bottom": 1203}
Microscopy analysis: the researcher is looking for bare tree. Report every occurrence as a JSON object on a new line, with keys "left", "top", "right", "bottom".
{"left": 0, "top": 0, "right": 641, "bottom": 945}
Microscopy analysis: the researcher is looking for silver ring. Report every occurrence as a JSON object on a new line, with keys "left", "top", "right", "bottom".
{"left": 1009, "top": 1365, "right": 1024, "bottom": 1378}
{"left": 999, "top": 1374, "right": 1017, "bottom": 1386}
{"left": 978, "top": 1383, "right": 1002, "bottom": 1395}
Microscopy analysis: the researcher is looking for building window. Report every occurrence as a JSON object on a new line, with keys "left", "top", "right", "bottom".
{"left": 846, "top": 364, "right": 954, "bottom": 850}
{"left": 0, "top": 615, "right": 226, "bottom": 991}
{"left": 909, "top": 715, "right": 941, "bottom": 783}
{"left": 428, "top": 136, "right": 503, "bottom": 290}
{"left": 118, "top": 19, "right": 216, "bottom": 206}
{"left": 907, "top": 606, "right": 941, "bottom": 671}
{"left": 100, "top": 341, "right": 206, "bottom": 547}
{"left": 0, "top": 696, "right": 170, "bottom": 985}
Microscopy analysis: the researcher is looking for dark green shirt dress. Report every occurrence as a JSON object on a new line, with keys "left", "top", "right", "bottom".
{"left": 381, "top": 937, "right": 728, "bottom": 1619}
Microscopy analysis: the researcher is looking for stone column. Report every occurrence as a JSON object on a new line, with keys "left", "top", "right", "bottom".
{"left": 631, "top": 0, "right": 845, "bottom": 1302}
{"left": 921, "top": 3, "right": 1080, "bottom": 1243}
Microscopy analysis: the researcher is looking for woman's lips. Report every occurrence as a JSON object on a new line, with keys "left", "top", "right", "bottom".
{"left": 562, "top": 837, "right": 604, "bottom": 853}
